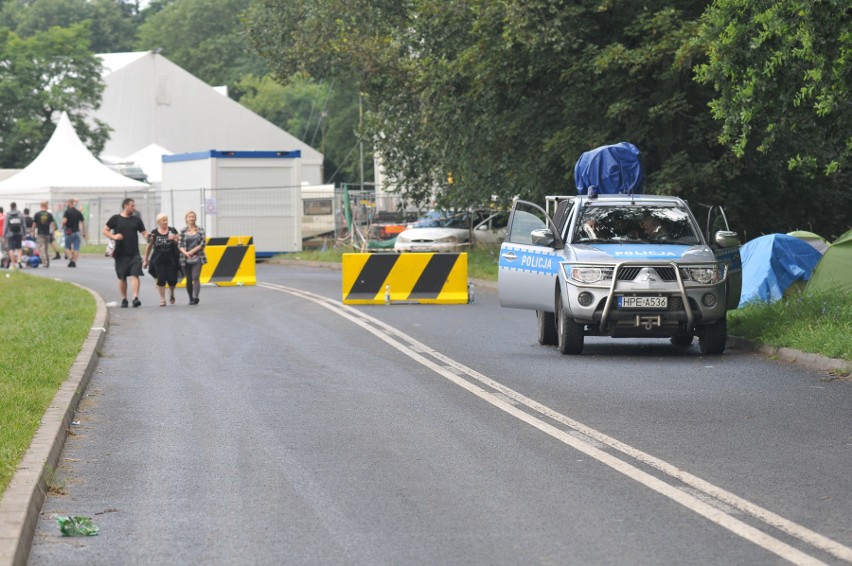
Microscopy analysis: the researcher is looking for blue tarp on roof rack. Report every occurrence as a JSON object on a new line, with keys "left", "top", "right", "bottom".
{"left": 574, "top": 142, "right": 644, "bottom": 195}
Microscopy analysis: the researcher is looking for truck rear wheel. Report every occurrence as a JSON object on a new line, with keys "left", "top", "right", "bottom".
{"left": 556, "top": 295, "right": 584, "bottom": 355}
{"left": 537, "top": 310, "right": 557, "bottom": 345}
{"left": 699, "top": 318, "right": 727, "bottom": 355}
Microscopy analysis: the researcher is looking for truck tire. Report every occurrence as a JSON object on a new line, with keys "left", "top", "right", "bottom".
{"left": 537, "top": 310, "right": 557, "bottom": 345}
{"left": 698, "top": 318, "right": 727, "bottom": 355}
{"left": 556, "top": 295, "right": 584, "bottom": 355}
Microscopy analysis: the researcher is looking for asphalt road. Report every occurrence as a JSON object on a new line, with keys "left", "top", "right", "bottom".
{"left": 23, "top": 257, "right": 852, "bottom": 565}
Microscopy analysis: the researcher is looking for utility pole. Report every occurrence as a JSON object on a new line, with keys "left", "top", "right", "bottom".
{"left": 359, "top": 92, "right": 364, "bottom": 192}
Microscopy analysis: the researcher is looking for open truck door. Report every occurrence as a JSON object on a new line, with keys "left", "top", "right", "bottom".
{"left": 705, "top": 205, "right": 742, "bottom": 310}
{"left": 498, "top": 200, "right": 562, "bottom": 311}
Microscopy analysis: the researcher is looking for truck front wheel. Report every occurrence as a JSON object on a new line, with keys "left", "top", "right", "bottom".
{"left": 556, "top": 295, "right": 584, "bottom": 355}
{"left": 698, "top": 318, "right": 727, "bottom": 355}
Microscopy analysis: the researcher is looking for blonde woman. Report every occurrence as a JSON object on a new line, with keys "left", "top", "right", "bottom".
{"left": 178, "top": 211, "right": 207, "bottom": 305}
{"left": 143, "top": 213, "right": 180, "bottom": 306}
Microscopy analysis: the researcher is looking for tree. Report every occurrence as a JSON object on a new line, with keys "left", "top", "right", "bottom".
{"left": 0, "top": 0, "right": 138, "bottom": 52}
{"left": 0, "top": 24, "right": 110, "bottom": 168}
{"left": 248, "top": 0, "right": 851, "bottom": 237}
{"left": 136, "top": 0, "right": 267, "bottom": 87}
{"left": 234, "top": 73, "right": 369, "bottom": 184}
{"left": 695, "top": 0, "right": 852, "bottom": 177}
{"left": 247, "top": 0, "right": 726, "bottom": 207}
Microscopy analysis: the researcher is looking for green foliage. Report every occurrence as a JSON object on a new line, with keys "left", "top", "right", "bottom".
{"left": 0, "top": 0, "right": 138, "bottom": 52}
{"left": 729, "top": 292, "right": 852, "bottom": 362}
{"left": 136, "top": 0, "right": 266, "bottom": 86}
{"left": 695, "top": 0, "right": 852, "bottom": 177}
{"left": 0, "top": 24, "right": 110, "bottom": 168}
{"left": 234, "top": 73, "right": 371, "bottom": 185}
{"left": 0, "top": 272, "right": 94, "bottom": 494}
{"left": 246, "top": 0, "right": 850, "bottom": 238}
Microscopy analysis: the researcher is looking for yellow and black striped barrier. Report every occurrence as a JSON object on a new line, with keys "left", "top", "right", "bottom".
{"left": 342, "top": 252, "right": 469, "bottom": 305}
{"left": 178, "top": 235, "right": 255, "bottom": 288}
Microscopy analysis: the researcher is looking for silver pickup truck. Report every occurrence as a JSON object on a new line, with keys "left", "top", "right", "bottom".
{"left": 498, "top": 194, "right": 741, "bottom": 355}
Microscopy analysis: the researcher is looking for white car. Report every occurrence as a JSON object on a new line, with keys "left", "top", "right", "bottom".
{"left": 394, "top": 211, "right": 509, "bottom": 253}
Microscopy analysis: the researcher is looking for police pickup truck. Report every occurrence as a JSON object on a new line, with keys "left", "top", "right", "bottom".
{"left": 498, "top": 193, "right": 741, "bottom": 355}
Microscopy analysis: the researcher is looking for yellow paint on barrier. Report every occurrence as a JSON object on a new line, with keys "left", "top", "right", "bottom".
{"left": 178, "top": 235, "right": 256, "bottom": 287}
{"left": 342, "top": 252, "right": 468, "bottom": 304}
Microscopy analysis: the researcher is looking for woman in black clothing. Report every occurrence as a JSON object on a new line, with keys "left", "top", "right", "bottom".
{"left": 143, "top": 214, "right": 180, "bottom": 306}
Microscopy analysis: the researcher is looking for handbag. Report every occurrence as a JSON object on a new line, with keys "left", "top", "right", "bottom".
{"left": 105, "top": 238, "right": 116, "bottom": 257}
{"left": 147, "top": 250, "right": 159, "bottom": 279}
{"left": 185, "top": 254, "right": 200, "bottom": 265}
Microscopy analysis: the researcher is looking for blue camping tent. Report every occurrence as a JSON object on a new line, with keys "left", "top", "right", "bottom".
{"left": 574, "top": 142, "right": 644, "bottom": 195}
{"left": 738, "top": 234, "right": 823, "bottom": 308}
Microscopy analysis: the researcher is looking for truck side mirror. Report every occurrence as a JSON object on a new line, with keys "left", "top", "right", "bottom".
{"left": 531, "top": 228, "right": 555, "bottom": 247}
{"left": 714, "top": 230, "right": 739, "bottom": 248}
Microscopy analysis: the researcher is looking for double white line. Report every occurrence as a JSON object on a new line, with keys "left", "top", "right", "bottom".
{"left": 259, "top": 282, "right": 851, "bottom": 565}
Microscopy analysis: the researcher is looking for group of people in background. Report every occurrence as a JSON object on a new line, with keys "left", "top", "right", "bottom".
{"left": 104, "top": 197, "right": 207, "bottom": 308}
{"left": 2, "top": 197, "right": 208, "bottom": 308}
{"left": 0, "top": 199, "right": 85, "bottom": 269}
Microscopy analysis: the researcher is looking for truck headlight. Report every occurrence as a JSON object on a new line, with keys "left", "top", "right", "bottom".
{"left": 570, "top": 267, "right": 604, "bottom": 284}
{"left": 681, "top": 265, "right": 721, "bottom": 284}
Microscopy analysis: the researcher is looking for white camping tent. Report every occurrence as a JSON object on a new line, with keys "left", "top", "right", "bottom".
{"left": 0, "top": 112, "right": 154, "bottom": 243}
{"left": 93, "top": 51, "right": 324, "bottom": 187}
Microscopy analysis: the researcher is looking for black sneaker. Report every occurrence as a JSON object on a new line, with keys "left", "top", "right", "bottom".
{"left": 53, "top": 253, "right": 61, "bottom": 260}
{"left": 132, "top": 297, "right": 141, "bottom": 308}
{"left": 68, "top": 260, "right": 76, "bottom": 268}
{"left": 121, "top": 299, "right": 129, "bottom": 308}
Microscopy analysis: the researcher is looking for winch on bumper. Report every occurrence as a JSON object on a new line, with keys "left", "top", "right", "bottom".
{"left": 560, "top": 259, "right": 728, "bottom": 337}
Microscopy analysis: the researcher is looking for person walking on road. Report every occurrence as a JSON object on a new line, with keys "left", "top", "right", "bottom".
{"left": 178, "top": 210, "right": 207, "bottom": 306}
{"left": 61, "top": 198, "right": 86, "bottom": 267}
{"left": 143, "top": 214, "right": 180, "bottom": 307}
{"left": 3, "top": 202, "right": 26, "bottom": 269}
{"left": 104, "top": 198, "right": 148, "bottom": 308}
{"left": 32, "top": 201, "right": 57, "bottom": 268}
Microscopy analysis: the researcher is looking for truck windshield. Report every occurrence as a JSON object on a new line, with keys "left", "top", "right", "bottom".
{"left": 574, "top": 205, "right": 700, "bottom": 245}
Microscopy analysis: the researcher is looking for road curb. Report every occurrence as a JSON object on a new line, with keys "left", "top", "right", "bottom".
{"left": 728, "top": 337, "right": 850, "bottom": 376}
{"left": 0, "top": 283, "right": 108, "bottom": 566}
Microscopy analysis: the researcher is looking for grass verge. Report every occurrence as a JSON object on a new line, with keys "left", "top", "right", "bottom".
{"left": 729, "top": 292, "right": 852, "bottom": 362}
{"left": 0, "top": 271, "right": 95, "bottom": 494}
{"left": 283, "top": 244, "right": 851, "bottom": 363}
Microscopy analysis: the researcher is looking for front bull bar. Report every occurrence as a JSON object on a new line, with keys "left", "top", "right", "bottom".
{"left": 598, "top": 260, "right": 694, "bottom": 334}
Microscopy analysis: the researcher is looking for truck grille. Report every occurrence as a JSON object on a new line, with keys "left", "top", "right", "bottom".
{"left": 606, "top": 266, "right": 679, "bottom": 281}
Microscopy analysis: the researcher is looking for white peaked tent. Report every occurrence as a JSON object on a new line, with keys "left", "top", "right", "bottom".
{"left": 125, "top": 143, "right": 173, "bottom": 184}
{"left": 0, "top": 112, "right": 153, "bottom": 242}
{"left": 93, "top": 51, "right": 323, "bottom": 186}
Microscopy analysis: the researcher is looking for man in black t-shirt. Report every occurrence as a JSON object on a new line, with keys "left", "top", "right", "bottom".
{"left": 104, "top": 198, "right": 148, "bottom": 308}
{"left": 61, "top": 198, "right": 86, "bottom": 267}
{"left": 32, "top": 201, "right": 56, "bottom": 268}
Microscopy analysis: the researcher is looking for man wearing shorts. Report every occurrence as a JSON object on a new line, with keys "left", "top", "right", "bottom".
{"left": 32, "top": 201, "right": 57, "bottom": 268}
{"left": 61, "top": 198, "right": 86, "bottom": 267}
{"left": 104, "top": 198, "right": 148, "bottom": 308}
{"left": 3, "top": 202, "right": 26, "bottom": 269}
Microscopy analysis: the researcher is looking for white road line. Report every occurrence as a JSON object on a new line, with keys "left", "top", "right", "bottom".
{"left": 259, "top": 282, "right": 851, "bottom": 565}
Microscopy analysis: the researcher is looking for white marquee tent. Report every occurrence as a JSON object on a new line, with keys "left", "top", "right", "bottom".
{"left": 93, "top": 51, "right": 324, "bottom": 186}
{"left": 0, "top": 112, "right": 154, "bottom": 243}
